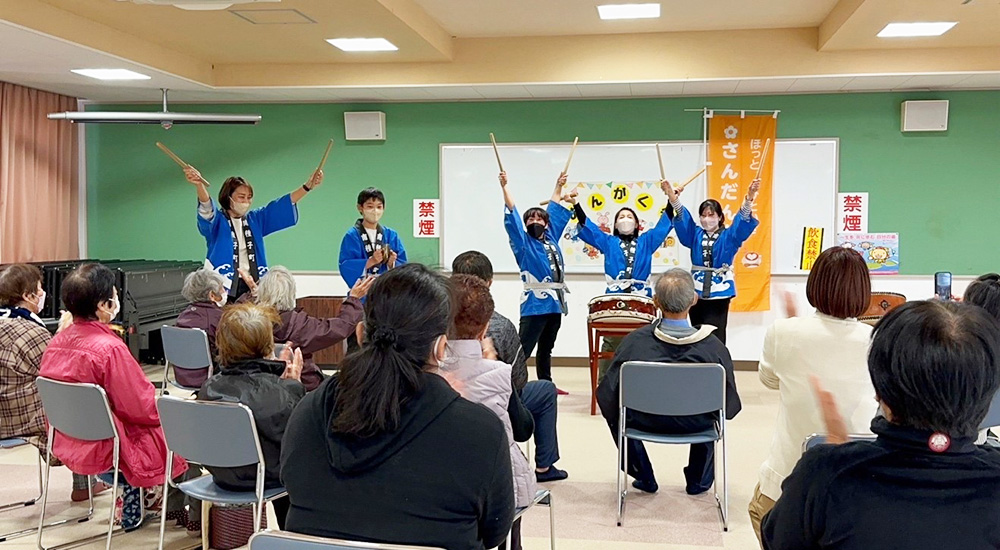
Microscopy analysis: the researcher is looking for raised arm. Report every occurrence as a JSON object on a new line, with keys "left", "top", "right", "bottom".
{"left": 499, "top": 171, "right": 515, "bottom": 210}
{"left": 573, "top": 204, "right": 614, "bottom": 254}
{"left": 638, "top": 180, "right": 676, "bottom": 249}
{"left": 728, "top": 178, "right": 761, "bottom": 244}
{"left": 549, "top": 172, "right": 568, "bottom": 204}
{"left": 666, "top": 181, "right": 698, "bottom": 247}
{"left": 290, "top": 169, "right": 323, "bottom": 205}
{"left": 184, "top": 165, "right": 211, "bottom": 204}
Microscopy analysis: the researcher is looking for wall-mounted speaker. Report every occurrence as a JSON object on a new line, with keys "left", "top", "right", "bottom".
{"left": 901, "top": 100, "right": 948, "bottom": 132}
{"left": 344, "top": 111, "right": 386, "bottom": 141}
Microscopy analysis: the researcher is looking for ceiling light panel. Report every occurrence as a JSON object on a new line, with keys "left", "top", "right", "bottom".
{"left": 597, "top": 3, "right": 660, "bottom": 20}
{"left": 877, "top": 22, "right": 957, "bottom": 38}
{"left": 70, "top": 68, "right": 151, "bottom": 80}
{"left": 326, "top": 38, "right": 398, "bottom": 52}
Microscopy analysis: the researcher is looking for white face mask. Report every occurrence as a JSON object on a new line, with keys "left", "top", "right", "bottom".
{"left": 433, "top": 335, "right": 453, "bottom": 367}
{"left": 231, "top": 201, "right": 251, "bottom": 217}
{"left": 616, "top": 218, "right": 636, "bottom": 235}
{"left": 102, "top": 295, "right": 120, "bottom": 324}
{"left": 362, "top": 207, "right": 383, "bottom": 225}
{"left": 213, "top": 291, "right": 228, "bottom": 308}
{"left": 701, "top": 216, "right": 720, "bottom": 232}
{"left": 31, "top": 290, "right": 46, "bottom": 314}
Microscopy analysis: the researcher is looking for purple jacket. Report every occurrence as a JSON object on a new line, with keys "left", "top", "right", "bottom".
{"left": 173, "top": 301, "right": 222, "bottom": 388}
{"left": 273, "top": 297, "right": 363, "bottom": 392}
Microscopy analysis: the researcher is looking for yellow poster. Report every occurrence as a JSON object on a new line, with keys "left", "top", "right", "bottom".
{"left": 801, "top": 227, "right": 824, "bottom": 271}
{"left": 707, "top": 114, "right": 776, "bottom": 312}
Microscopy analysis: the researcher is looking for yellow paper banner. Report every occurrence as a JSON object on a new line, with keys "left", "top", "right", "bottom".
{"left": 801, "top": 227, "right": 824, "bottom": 271}
{"left": 707, "top": 114, "right": 776, "bottom": 312}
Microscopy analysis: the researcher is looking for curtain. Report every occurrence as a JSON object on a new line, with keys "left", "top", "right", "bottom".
{"left": 0, "top": 81, "right": 80, "bottom": 263}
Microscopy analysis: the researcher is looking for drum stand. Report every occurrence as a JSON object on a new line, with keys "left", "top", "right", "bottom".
{"left": 587, "top": 320, "right": 648, "bottom": 415}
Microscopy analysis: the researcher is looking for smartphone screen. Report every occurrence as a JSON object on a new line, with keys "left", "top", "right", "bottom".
{"left": 935, "top": 271, "right": 953, "bottom": 300}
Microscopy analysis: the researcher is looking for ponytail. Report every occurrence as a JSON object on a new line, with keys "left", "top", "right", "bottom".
{"left": 332, "top": 343, "right": 423, "bottom": 437}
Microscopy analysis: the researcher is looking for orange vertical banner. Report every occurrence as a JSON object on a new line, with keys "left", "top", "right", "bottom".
{"left": 707, "top": 114, "right": 776, "bottom": 312}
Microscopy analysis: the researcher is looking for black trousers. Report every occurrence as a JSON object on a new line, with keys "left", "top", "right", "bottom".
{"left": 231, "top": 276, "right": 253, "bottom": 302}
{"left": 689, "top": 297, "right": 732, "bottom": 344}
{"left": 597, "top": 389, "right": 717, "bottom": 494}
{"left": 518, "top": 313, "right": 562, "bottom": 382}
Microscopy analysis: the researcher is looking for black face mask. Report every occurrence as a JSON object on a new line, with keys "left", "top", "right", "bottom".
{"left": 527, "top": 223, "right": 546, "bottom": 239}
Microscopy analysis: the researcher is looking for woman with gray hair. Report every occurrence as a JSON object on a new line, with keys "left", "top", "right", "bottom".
{"left": 256, "top": 266, "right": 374, "bottom": 391}
{"left": 175, "top": 268, "right": 229, "bottom": 387}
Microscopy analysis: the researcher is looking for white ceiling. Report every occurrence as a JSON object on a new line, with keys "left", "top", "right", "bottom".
{"left": 4, "top": 20, "right": 1000, "bottom": 104}
{"left": 413, "top": 0, "right": 841, "bottom": 38}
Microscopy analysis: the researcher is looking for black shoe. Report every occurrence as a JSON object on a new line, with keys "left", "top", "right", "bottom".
{"left": 631, "top": 478, "right": 658, "bottom": 494}
{"left": 685, "top": 484, "right": 711, "bottom": 495}
{"left": 535, "top": 466, "right": 569, "bottom": 483}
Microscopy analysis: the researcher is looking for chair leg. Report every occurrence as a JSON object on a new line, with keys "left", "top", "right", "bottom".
{"left": 105, "top": 447, "right": 119, "bottom": 550}
{"left": 160, "top": 363, "right": 170, "bottom": 397}
{"left": 616, "top": 410, "right": 627, "bottom": 527}
{"left": 547, "top": 492, "right": 555, "bottom": 550}
{"left": 35, "top": 431, "right": 54, "bottom": 550}
{"left": 157, "top": 453, "right": 172, "bottom": 550}
{"left": 201, "top": 501, "right": 211, "bottom": 550}
{"left": 721, "top": 432, "right": 729, "bottom": 532}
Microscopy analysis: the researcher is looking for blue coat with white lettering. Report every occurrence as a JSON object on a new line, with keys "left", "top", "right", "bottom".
{"left": 672, "top": 205, "right": 758, "bottom": 299}
{"left": 574, "top": 207, "right": 674, "bottom": 297}
{"left": 198, "top": 194, "right": 298, "bottom": 293}
{"left": 503, "top": 203, "right": 572, "bottom": 317}
{"left": 338, "top": 225, "right": 408, "bottom": 288}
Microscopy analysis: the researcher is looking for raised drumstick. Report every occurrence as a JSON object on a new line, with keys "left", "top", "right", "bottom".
{"left": 156, "top": 142, "right": 188, "bottom": 168}
{"left": 676, "top": 167, "right": 707, "bottom": 191}
{"left": 562, "top": 137, "right": 579, "bottom": 175}
{"left": 489, "top": 133, "right": 505, "bottom": 172}
{"left": 656, "top": 143, "right": 665, "bottom": 181}
{"left": 317, "top": 139, "right": 334, "bottom": 171}
{"left": 754, "top": 138, "right": 772, "bottom": 180}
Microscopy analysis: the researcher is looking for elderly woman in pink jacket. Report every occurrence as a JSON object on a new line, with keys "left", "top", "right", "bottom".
{"left": 440, "top": 274, "right": 536, "bottom": 550}
{"left": 39, "top": 263, "right": 189, "bottom": 530}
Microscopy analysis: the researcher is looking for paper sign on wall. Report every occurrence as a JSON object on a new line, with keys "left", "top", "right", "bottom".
{"left": 837, "top": 232, "right": 899, "bottom": 275}
{"left": 800, "top": 227, "right": 825, "bottom": 271}
{"left": 414, "top": 199, "right": 439, "bottom": 238}
{"left": 837, "top": 193, "right": 868, "bottom": 233}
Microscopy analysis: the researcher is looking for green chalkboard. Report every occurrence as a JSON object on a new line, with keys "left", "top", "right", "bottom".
{"left": 86, "top": 91, "right": 1000, "bottom": 275}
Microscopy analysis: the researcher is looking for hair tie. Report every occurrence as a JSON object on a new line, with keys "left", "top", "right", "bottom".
{"left": 371, "top": 326, "right": 398, "bottom": 349}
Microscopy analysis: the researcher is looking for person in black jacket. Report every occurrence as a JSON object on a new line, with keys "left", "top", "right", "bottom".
{"left": 762, "top": 300, "right": 1000, "bottom": 550}
{"left": 198, "top": 303, "right": 305, "bottom": 528}
{"left": 280, "top": 263, "right": 514, "bottom": 550}
{"left": 597, "top": 268, "right": 741, "bottom": 495}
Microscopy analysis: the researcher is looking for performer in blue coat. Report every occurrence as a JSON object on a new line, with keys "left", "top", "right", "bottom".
{"left": 338, "top": 187, "right": 407, "bottom": 289}
{"left": 668, "top": 179, "right": 760, "bottom": 343}
{"left": 570, "top": 180, "right": 675, "bottom": 382}
{"left": 185, "top": 165, "right": 323, "bottom": 300}
{"left": 500, "top": 171, "right": 573, "bottom": 389}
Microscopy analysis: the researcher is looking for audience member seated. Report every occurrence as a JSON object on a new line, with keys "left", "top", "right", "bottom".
{"left": 280, "top": 263, "right": 514, "bottom": 550}
{"left": 38, "top": 263, "right": 189, "bottom": 530}
{"left": 597, "top": 268, "right": 741, "bottom": 495}
{"left": 174, "top": 268, "right": 228, "bottom": 388}
{"left": 0, "top": 264, "right": 108, "bottom": 502}
{"left": 441, "top": 274, "right": 537, "bottom": 550}
{"left": 964, "top": 273, "right": 1000, "bottom": 320}
{"left": 748, "top": 247, "right": 878, "bottom": 543}
{"left": 451, "top": 250, "right": 568, "bottom": 482}
{"left": 762, "top": 301, "right": 1000, "bottom": 549}
{"left": 255, "top": 266, "right": 372, "bottom": 391}
{"left": 197, "top": 303, "right": 304, "bottom": 529}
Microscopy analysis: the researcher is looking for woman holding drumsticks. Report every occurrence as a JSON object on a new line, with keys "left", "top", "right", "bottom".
{"left": 668, "top": 178, "right": 761, "bottom": 343}
{"left": 183, "top": 163, "right": 323, "bottom": 300}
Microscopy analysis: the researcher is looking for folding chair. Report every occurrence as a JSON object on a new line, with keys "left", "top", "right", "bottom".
{"left": 616, "top": 361, "right": 728, "bottom": 530}
{"left": 507, "top": 488, "right": 555, "bottom": 550}
{"left": 0, "top": 437, "right": 42, "bottom": 512}
{"left": 156, "top": 396, "right": 287, "bottom": 550}
{"left": 35, "top": 377, "right": 127, "bottom": 550}
{"left": 802, "top": 432, "right": 878, "bottom": 452}
{"left": 159, "top": 325, "right": 213, "bottom": 395}
{"left": 248, "top": 529, "right": 445, "bottom": 549}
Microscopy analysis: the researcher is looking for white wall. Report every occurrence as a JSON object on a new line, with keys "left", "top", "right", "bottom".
{"left": 291, "top": 271, "right": 978, "bottom": 362}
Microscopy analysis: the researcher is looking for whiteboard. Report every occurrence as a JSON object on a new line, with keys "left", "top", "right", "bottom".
{"left": 440, "top": 139, "right": 837, "bottom": 276}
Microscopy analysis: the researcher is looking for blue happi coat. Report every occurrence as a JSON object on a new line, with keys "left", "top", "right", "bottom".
{"left": 197, "top": 194, "right": 298, "bottom": 292}
{"left": 338, "top": 224, "right": 408, "bottom": 288}
{"left": 504, "top": 203, "right": 572, "bottom": 317}
{"left": 672, "top": 205, "right": 758, "bottom": 299}
{"left": 574, "top": 207, "right": 674, "bottom": 297}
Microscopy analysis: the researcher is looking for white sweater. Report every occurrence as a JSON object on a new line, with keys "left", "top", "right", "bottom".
{"left": 757, "top": 312, "right": 878, "bottom": 500}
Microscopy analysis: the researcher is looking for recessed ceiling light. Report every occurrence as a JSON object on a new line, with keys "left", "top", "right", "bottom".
{"left": 70, "top": 69, "right": 151, "bottom": 80}
{"left": 877, "top": 22, "right": 957, "bottom": 38}
{"left": 326, "top": 38, "right": 398, "bottom": 52}
{"left": 597, "top": 3, "right": 660, "bottom": 20}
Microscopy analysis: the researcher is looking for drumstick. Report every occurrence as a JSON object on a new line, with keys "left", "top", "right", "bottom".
{"left": 156, "top": 142, "right": 188, "bottom": 168}
{"left": 489, "top": 133, "right": 505, "bottom": 172}
{"left": 753, "top": 138, "right": 771, "bottom": 180}
{"left": 561, "top": 137, "right": 579, "bottom": 175}
{"left": 676, "top": 167, "right": 707, "bottom": 191}
{"left": 656, "top": 143, "right": 665, "bottom": 181}
{"left": 317, "top": 139, "right": 334, "bottom": 171}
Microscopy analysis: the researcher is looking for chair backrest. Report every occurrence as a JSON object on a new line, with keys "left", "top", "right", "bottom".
{"left": 35, "top": 377, "right": 117, "bottom": 442}
{"left": 249, "top": 530, "right": 445, "bottom": 550}
{"left": 157, "top": 396, "right": 262, "bottom": 468}
{"left": 802, "top": 433, "right": 878, "bottom": 452}
{"left": 161, "top": 325, "right": 213, "bottom": 370}
{"left": 620, "top": 362, "right": 725, "bottom": 416}
{"left": 980, "top": 389, "right": 1000, "bottom": 430}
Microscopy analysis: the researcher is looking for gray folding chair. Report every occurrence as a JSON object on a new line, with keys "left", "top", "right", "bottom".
{"left": 157, "top": 396, "right": 287, "bottom": 550}
{"left": 0, "top": 437, "right": 42, "bottom": 512}
{"left": 160, "top": 325, "right": 213, "bottom": 395}
{"left": 802, "top": 432, "right": 878, "bottom": 452}
{"left": 508, "top": 488, "right": 555, "bottom": 550}
{"left": 35, "top": 377, "right": 126, "bottom": 550}
{"left": 248, "top": 529, "right": 445, "bottom": 549}
{"left": 616, "top": 361, "right": 728, "bottom": 530}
